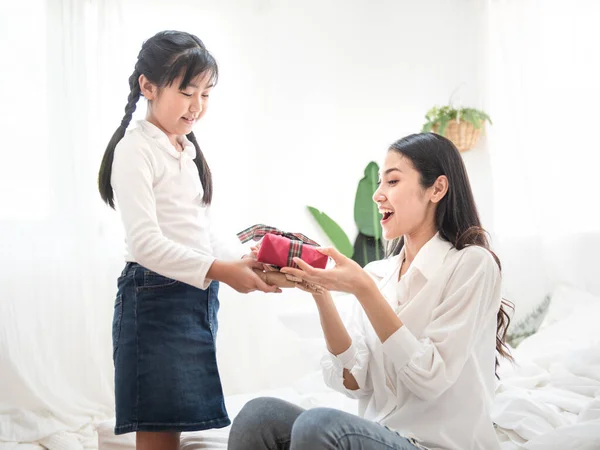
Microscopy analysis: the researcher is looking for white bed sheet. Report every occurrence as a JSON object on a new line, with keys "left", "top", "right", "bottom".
{"left": 493, "top": 286, "right": 600, "bottom": 449}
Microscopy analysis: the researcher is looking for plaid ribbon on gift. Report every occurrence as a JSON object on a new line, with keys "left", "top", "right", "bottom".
{"left": 237, "top": 224, "right": 321, "bottom": 268}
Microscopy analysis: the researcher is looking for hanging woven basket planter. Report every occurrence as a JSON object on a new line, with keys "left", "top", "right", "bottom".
{"left": 432, "top": 119, "right": 484, "bottom": 153}
{"left": 422, "top": 106, "right": 492, "bottom": 153}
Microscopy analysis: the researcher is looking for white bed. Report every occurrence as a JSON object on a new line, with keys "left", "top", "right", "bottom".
{"left": 95, "top": 284, "right": 600, "bottom": 450}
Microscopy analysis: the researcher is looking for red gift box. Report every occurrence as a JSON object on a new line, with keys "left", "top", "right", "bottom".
{"left": 257, "top": 233, "right": 328, "bottom": 269}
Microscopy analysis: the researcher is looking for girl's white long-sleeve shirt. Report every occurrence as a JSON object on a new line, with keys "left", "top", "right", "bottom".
{"left": 321, "top": 234, "right": 502, "bottom": 450}
{"left": 111, "top": 120, "right": 246, "bottom": 289}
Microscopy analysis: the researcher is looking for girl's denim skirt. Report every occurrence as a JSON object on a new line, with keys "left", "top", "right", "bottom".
{"left": 112, "top": 262, "right": 230, "bottom": 434}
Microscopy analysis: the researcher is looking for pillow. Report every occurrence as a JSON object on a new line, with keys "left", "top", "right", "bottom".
{"left": 539, "top": 284, "right": 600, "bottom": 330}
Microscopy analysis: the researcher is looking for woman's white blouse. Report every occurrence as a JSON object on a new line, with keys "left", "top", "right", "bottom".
{"left": 321, "top": 233, "right": 502, "bottom": 450}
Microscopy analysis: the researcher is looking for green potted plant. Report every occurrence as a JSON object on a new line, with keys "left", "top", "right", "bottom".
{"left": 421, "top": 106, "right": 492, "bottom": 152}
{"left": 307, "top": 161, "right": 384, "bottom": 267}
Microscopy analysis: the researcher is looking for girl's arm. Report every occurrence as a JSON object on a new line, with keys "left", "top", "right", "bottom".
{"left": 112, "top": 140, "right": 277, "bottom": 293}
{"left": 113, "top": 141, "right": 215, "bottom": 289}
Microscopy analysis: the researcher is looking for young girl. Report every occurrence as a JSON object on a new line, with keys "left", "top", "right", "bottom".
{"left": 228, "top": 133, "right": 512, "bottom": 450}
{"left": 97, "top": 30, "right": 278, "bottom": 450}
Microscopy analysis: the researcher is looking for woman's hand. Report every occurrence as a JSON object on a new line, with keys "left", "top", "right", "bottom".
{"left": 280, "top": 247, "right": 371, "bottom": 295}
{"left": 294, "top": 279, "right": 328, "bottom": 296}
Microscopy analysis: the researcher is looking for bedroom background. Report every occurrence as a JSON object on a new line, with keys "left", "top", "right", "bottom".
{"left": 1, "top": 0, "right": 599, "bottom": 447}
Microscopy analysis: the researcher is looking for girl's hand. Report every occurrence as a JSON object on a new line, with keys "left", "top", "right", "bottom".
{"left": 210, "top": 259, "right": 281, "bottom": 294}
{"left": 280, "top": 247, "right": 370, "bottom": 295}
{"left": 242, "top": 245, "right": 260, "bottom": 260}
{"left": 251, "top": 268, "right": 325, "bottom": 294}
{"left": 243, "top": 244, "right": 275, "bottom": 273}
{"left": 253, "top": 269, "right": 296, "bottom": 288}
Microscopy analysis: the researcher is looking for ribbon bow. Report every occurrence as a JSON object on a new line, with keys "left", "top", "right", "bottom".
{"left": 237, "top": 224, "right": 321, "bottom": 268}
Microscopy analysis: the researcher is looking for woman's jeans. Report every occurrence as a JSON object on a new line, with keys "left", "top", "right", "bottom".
{"left": 228, "top": 397, "right": 420, "bottom": 450}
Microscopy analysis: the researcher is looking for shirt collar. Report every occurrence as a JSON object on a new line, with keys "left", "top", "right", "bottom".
{"left": 136, "top": 120, "right": 196, "bottom": 159}
{"left": 400, "top": 232, "right": 453, "bottom": 281}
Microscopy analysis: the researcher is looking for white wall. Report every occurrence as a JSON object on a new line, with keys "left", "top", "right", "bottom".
{"left": 104, "top": 0, "right": 490, "bottom": 394}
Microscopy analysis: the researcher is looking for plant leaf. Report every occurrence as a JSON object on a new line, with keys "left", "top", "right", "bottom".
{"left": 354, "top": 161, "right": 382, "bottom": 239}
{"left": 438, "top": 117, "right": 450, "bottom": 136}
{"left": 306, "top": 206, "right": 354, "bottom": 257}
{"left": 351, "top": 233, "right": 384, "bottom": 267}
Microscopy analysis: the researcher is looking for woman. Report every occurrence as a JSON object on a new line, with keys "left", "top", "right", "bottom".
{"left": 228, "top": 133, "right": 511, "bottom": 450}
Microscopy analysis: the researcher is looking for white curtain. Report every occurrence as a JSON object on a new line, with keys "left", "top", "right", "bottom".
{"left": 0, "top": 0, "right": 128, "bottom": 445}
{"left": 485, "top": 0, "right": 600, "bottom": 320}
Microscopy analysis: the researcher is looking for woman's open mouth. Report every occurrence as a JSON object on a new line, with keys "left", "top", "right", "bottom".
{"left": 381, "top": 210, "right": 394, "bottom": 224}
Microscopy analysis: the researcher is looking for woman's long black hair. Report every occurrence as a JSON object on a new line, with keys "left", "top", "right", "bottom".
{"left": 386, "top": 133, "right": 514, "bottom": 376}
